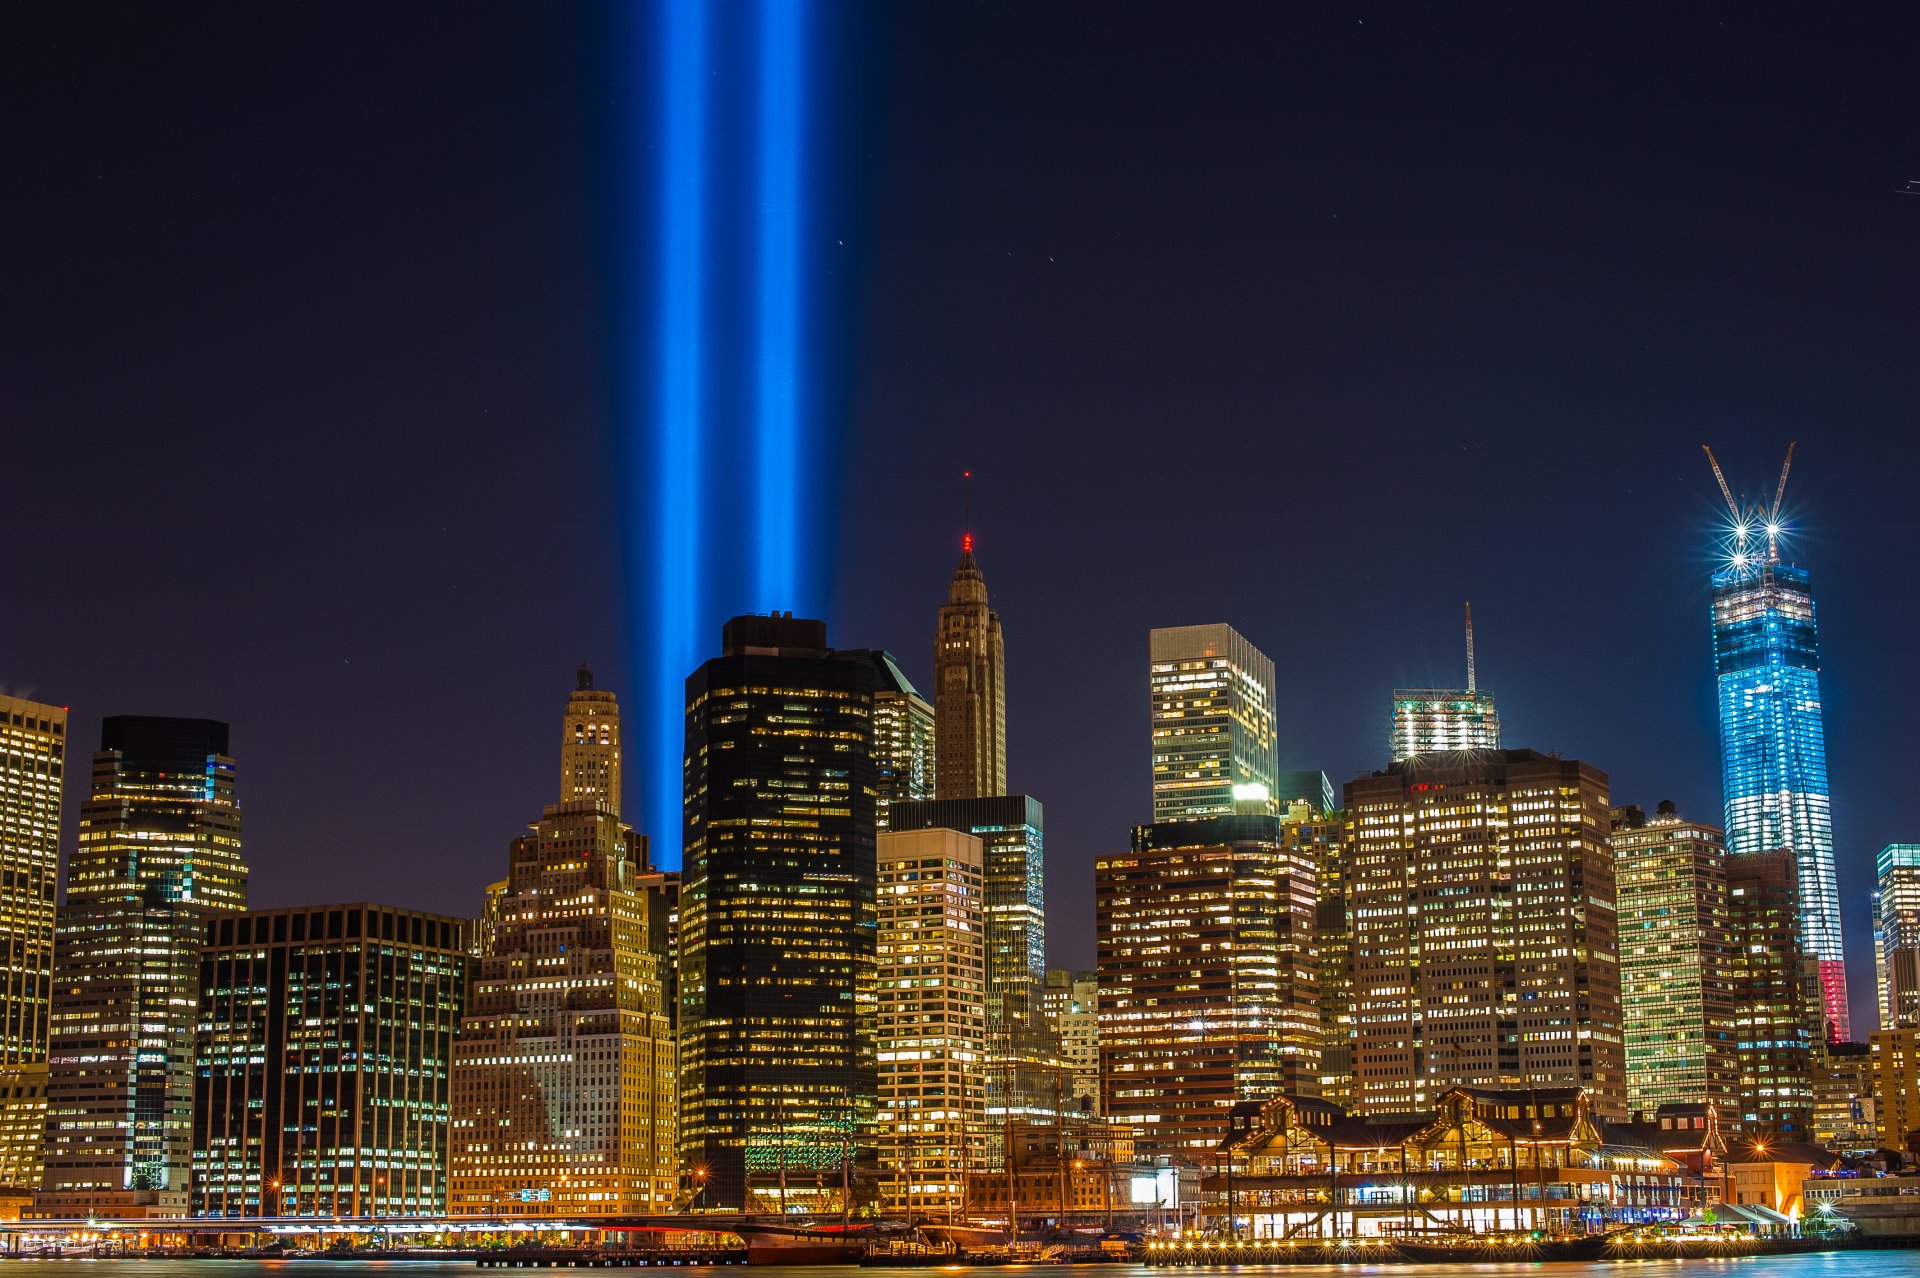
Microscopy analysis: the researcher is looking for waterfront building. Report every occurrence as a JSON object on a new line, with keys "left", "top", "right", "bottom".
{"left": 192, "top": 904, "right": 470, "bottom": 1217}
{"left": 934, "top": 537, "right": 1005, "bottom": 801}
{"left": 1344, "top": 750, "right": 1625, "bottom": 1118}
{"left": 1706, "top": 451, "right": 1848, "bottom": 1038}
{"left": 1042, "top": 969, "right": 1100, "bottom": 1111}
{"left": 1877, "top": 844, "right": 1920, "bottom": 1030}
{"left": 0, "top": 697, "right": 65, "bottom": 1197}
{"left": 38, "top": 717, "right": 245, "bottom": 1219}
{"left": 1727, "top": 850, "right": 1815, "bottom": 1138}
{"left": 1149, "top": 624, "right": 1279, "bottom": 823}
{"left": 867, "top": 652, "right": 934, "bottom": 831}
{"left": 962, "top": 1113, "right": 1127, "bottom": 1228}
{"left": 1873, "top": 1027, "right": 1920, "bottom": 1152}
{"left": 1811, "top": 1041, "right": 1876, "bottom": 1153}
{"left": 1611, "top": 802, "right": 1738, "bottom": 1114}
{"left": 876, "top": 828, "right": 987, "bottom": 1219}
{"left": 680, "top": 614, "right": 878, "bottom": 1213}
{"left": 1097, "top": 814, "right": 1318, "bottom": 1160}
{"left": 449, "top": 675, "right": 677, "bottom": 1216}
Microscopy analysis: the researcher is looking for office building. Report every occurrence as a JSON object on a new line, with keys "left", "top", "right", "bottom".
{"left": 449, "top": 676, "right": 677, "bottom": 1216}
{"left": 1873, "top": 1028, "right": 1920, "bottom": 1153}
{"left": 0, "top": 697, "right": 65, "bottom": 1196}
{"left": 1612, "top": 802, "right": 1738, "bottom": 1115}
{"left": 934, "top": 536, "right": 1005, "bottom": 801}
{"left": 193, "top": 904, "right": 470, "bottom": 1217}
{"left": 1706, "top": 449, "right": 1848, "bottom": 1039}
{"left": 1043, "top": 969, "right": 1099, "bottom": 1111}
{"left": 867, "top": 652, "right": 935, "bottom": 831}
{"left": 1811, "top": 1041, "right": 1876, "bottom": 1153}
{"left": 876, "top": 828, "right": 987, "bottom": 1218}
{"left": 1274, "top": 769, "right": 1336, "bottom": 817}
{"left": 39, "top": 717, "right": 246, "bottom": 1218}
{"left": 1149, "top": 624, "right": 1279, "bottom": 823}
{"left": 1727, "top": 850, "right": 1815, "bottom": 1137}
{"left": 1388, "top": 605, "right": 1500, "bottom": 761}
{"left": 1877, "top": 844, "right": 1920, "bottom": 1030}
{"left": 1344, "top": 750, "right": 1625, "bottom": 1118}
{"left": 1097, "top": 814, "right": 1318, "bottom": 1160}
{"left": 680, "top": 614, "right": 878, "bottom": 1212}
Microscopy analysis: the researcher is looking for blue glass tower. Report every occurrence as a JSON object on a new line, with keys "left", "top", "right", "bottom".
{"left": 1709, "top": 475, "right": 1848, "bottom": 1041}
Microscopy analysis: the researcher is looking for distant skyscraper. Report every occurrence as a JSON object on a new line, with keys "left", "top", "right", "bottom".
{"left": 680, "top": 615, "right": 877, "bottom": 1212}
{"left": 1097, "top": 814, "right": 1318, "bottom": 1159}
{"left": 1274, "top": 769, "right": 1336, "bottom": 816}
{"left": 1042, "top": 969, "right": 1099, "bottom": 1111}
{"left": 1876, "top": 845, "right": 1920, "bottom": 1030}
{"left": 876, "top": 827, "right": 987, "bottom": 1218}
{"left": 1149, "top": 624, "right": 1279, "bottom": 822}
{"left": 1388, "top": 604, "right": 1500, "bottom": 761}
{"left": 934, "top": 536, "right": 1006, "bottom": 800}
{"left": 1345, "top": 750, "right": 1625, "bottom": 1117}
{"left": 866, "top": 651, "right": 935, "bottom": 830}
{"left": 1727, "top": 849, "right": 1815, "bottom": 1137}
{"left": 1705, "top": 444, "right": 1848, "bottom": 1040}
{"left": 40, "top": 716, "right": 245, "bottom": 1218}
{"left": 0, "top": 696, "right": 65, "bottom": 1196}
{"left": 449, "top": 674, "right": 677, "bottom": 1216}
{"left": 1612, "top": 802, "right": 1738, "bottom": 1116}
{"left": 193, "top": 904, "right": 470, "bottom": 1217}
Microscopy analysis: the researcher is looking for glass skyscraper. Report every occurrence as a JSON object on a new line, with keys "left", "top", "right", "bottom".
{"left": 1711, "top": 546, "right": 1848, "bottom": 1040}
{"left": 1149, "top": 623, "right": 1279, "bottom": 822}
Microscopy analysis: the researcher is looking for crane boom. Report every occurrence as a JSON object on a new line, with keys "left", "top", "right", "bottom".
{"left": 1703, "top": 444, "right": 1742, "bottom": 523}
{"left": 1771, "top": 440, "right": 1797, "bottom": 522}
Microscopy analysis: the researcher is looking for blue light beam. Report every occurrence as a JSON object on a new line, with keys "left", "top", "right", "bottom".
{"left": 755, "top": 0, "right": 805, "bottom": 609}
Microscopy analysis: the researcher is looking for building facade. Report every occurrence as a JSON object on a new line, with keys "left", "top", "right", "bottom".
{"left": 1877, "top": 844, "right": 1920, "bottom": 1031}
{"left": 867, "top": 652, "right": 935, "bottom": 831}
{"left": 1727, "top": 850, "right": 1815, "bottom": 1138}
{"left": 680, "top": 615, "right": 878, "bottom": 1212}
{"left": 1149, "top": 624, "right": 1279, "bottom": 823}
{"left": 1097, "top": 815, "right": 1318, "bottom": 1160}
{"left": 1710, "top": 533, "right": 1847, "bottom": 1039}
{"left": 1872, "top": 1028, "right": 1920, "bottom": 1153}
{"left": 449, "top": 677, "right": 677, "bottom": 1216}
{"left": 0, "top": 697, "right": 65, "bottom": 1197}
{"left": 193, "top": 904, "right": 470, "bottom": 1217}
{"left": 934, "top": 538, "right": 1006, "bottom": 801}
{"left": 1387, "top": 690, "right": 1500, "bottom": 761}
{"left": 1344, "top": 750, "right": 1625, "bottom": 1118}
{"left": 1811, "top": 1041, "right": 1876, "bottom": 1153}
{"left": 1042, "top": 969, "right": 1100, "bottom": 1112}
{"left": 39, "top": 717, "right": 245, "bottom": 1218}
{"left": 876, "top": 828, "right": 987, "bottom": 1218}
{"left": 1612, "top": 802, "right": 1738, "bottom": 1115}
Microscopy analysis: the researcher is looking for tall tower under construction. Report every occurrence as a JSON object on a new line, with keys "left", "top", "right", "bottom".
{"left": 1389, "top": 604, "right": 1501, "bottom": 762}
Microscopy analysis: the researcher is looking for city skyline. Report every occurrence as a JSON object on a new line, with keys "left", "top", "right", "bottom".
{"left": 5, "top": 4, "right": 1918, "bottom": 1044}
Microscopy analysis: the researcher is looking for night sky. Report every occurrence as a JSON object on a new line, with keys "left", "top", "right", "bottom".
{"left": 6, "top": 5, "right": 1918, "bottom": 1034}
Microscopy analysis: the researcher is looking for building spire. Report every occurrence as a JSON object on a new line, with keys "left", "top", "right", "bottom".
{"left": 1464, "top": 602, "right": 1476, "bottom": 694}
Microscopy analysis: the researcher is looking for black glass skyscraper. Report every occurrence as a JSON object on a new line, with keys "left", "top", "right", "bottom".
{"left": 680, "top": 614, "right": 878, "bottom": 1213}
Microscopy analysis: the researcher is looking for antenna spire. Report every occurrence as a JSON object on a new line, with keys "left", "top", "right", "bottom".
{"left": 960, "top": 469, "right": 975, "bottom": 557}
{"left": 1464, "top": 601, "right": 1477, "bottom": 694}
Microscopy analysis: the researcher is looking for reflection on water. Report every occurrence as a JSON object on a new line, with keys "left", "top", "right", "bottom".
{"left": 2, "top": 1257, "right": 1920, "bottom": 1278}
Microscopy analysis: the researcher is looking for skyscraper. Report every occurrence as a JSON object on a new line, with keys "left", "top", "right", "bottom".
{"left": 1042, "top": 969, "right": 1099, "bottom": 1111}
{"left": 1388, "top": 605, "right": 1500, "bottom": 761}
{"left": 193, "top": 904, "right": 470, "bottom": 1217}
{"left": 1611, "top": 802, "right": 1738, "bottom": 1115}
{"left": 449, "top": 674, "right": 677, "bottom": 1216}
{"left": 1149, "top": 624, "right": 1279, "bottom": 823}
{"left": 1345, "top": 750, "right": 1625, "bottom": 1117}
{"left": 40, "top": 717, "right": 246, "bottom": 1218}
{"left": 875, "top": 827, "right": 987, "bottom": 1218}
{"left": 680, "top": 614, "right": 878, "bottom": 1212}
{"left": 0, "top": 697, "right": 65, "bottom": 1198}
{"left": 1876, "top": 845, "right": 1920, "bottom": 1030}
{"left": 1097, "top": 814, "right": 1318, "bottom": 1159}
{"left": 934, "top": 536, "right": 1005, "bottom": 801}
{"left": 1727, "top": 850, "right": 1815, "bottom": 1137}
{"left": 1705, "top": 445, "right": 1848, "bottom": 1040}
{"left": 865, "top": 652, "right": 935, "bottom": 831}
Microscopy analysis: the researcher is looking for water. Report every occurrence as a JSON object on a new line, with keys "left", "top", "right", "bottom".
{"left": 2, "top": 1258, "right": 1917, "bottom": 1278}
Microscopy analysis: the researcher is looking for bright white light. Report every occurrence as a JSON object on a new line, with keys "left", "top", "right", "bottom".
{"left": 1732, "top": 553, "right": 1748, "bottom": 568}
{"left": 1231, "top": 782, "right": 1270, "bottom": 803}
{"left": 1766, "top": 522, "right": 1781, "bottom": 538}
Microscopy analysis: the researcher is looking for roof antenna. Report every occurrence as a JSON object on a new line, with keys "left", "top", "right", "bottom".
{"left": 1464, "top": 601, "right": 1477, "bottom": 694}
{"left": 961, "top": 469, "right": 974, "bottom": 556}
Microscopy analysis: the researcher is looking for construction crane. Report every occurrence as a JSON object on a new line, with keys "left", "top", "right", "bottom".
{"left": 1464, "top": 602, "right": 1477, "bottom": 695}
{"left": 1702, "top": 441, "right": 1798, "bottom": 565}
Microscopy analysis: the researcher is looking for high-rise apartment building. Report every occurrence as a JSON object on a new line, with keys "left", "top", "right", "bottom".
{"left": 449, "top": 676, "right": 677, "bottom": 1216}
{"left": 1873, "top": 1028, "right": 1920, "bottom": 1153}
{"left": 1097, "top": 814, "right": 1317, "bottom": 1160}
{"left": 193, "top": 904, "right": 470, "bottom": 1217}
{"left": 1706, "top": 450, "right": 1848, "bottom": 1039}
{"left": 1811, "top": 1041, "right": 1876, "bottom": 1153}
{"left": 866, "top": 652, "right": 934, "bottom": 831}
{"left": 1612, "top": 802, "right": 1738, "bottom": 1115}
{"left": 876, "top": 828, "right": 987, "bottom": 1218}
{"left": 1727, "top": 849, "right": 1815, "bottom": 1137}
{"left": 1388, "top": 605, "right": 1500, "bottom": 761}
{"left": 934, "top": 537, "right": 1005, "bottom": 801}
{"left": 1149, "top": 624, "right": 1279, "bottom": 823}
{"left": 1344, "top": 750, "right": 1625, "bottom": 1118}
{"left": 1877, "top": 844, "right": 1920, "bottom": 1031}
{"left": 680, "top": 614, "right": 878, "bottom": 1212}
{"left": 0, "top": 697, "right": 64, "bottom": 1197}
{"left": 39, "top": 717, "right": 246, "bottom": 1218}
{"left": 1042, "top": 969, "right": 1099, "bottom": 1111}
